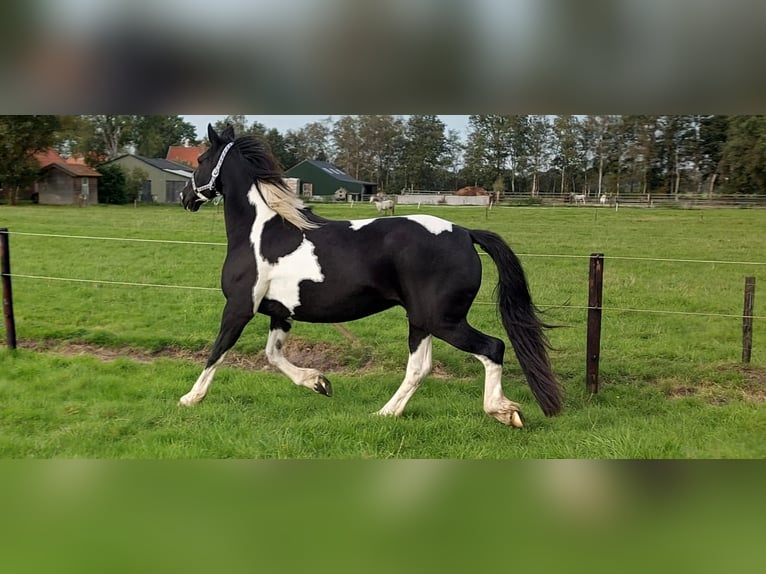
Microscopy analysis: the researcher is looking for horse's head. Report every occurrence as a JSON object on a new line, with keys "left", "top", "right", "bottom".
{"left": 182, "top": 123, "right": 236, "bottom": 212}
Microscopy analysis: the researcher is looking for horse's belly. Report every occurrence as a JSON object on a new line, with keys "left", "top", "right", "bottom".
{"left": 290, "top": 289, "right": 398, "bottom": 323}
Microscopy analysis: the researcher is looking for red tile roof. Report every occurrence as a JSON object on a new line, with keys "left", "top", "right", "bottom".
{"left": 34, "top": 148, "right": 66, "bottom": 167}
{"left": 167, "top": 145, "right": 206, "bottom": 168}
{"left": 42, "top": 162, "right": 101, "bottom": 177}
{"left": 34, "top": 148, "right": 100, "bottom": 176}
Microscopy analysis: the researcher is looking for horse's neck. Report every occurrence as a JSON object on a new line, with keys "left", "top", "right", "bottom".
{"left": 220, "top": 180, "right": 263, "bottom": 248}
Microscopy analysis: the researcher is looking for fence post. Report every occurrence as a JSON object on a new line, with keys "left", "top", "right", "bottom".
{"left": 586, "top": 253, "right": 604, "bottom": 394}
{"left": 1, "top": 228, "right": 17, "bottom": 350}
{"left": 742, "top": 276, "right": 756, "bottom": 363}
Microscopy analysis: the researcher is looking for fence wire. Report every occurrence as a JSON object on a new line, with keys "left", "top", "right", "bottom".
{"left": 8, "top": 230, "right": 766, "bottom": 266}
{"left": 6, "top": 273, "right": 764, "bottom": 321}
{"left": 3, "top": 229, "right": 763, "bottom": 322}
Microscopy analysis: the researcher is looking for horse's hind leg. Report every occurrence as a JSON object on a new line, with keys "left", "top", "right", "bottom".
{"left": 265, "top": 317, "right": 332, "bottom": 396}
{"left": 179, "top": 300, "right": 253, "bottom": 406}
{"left": 377, "top": 325, "right": 432, "bottom": 417}
{"left": 432, "top": 319, "right": 524, "bottom": 428}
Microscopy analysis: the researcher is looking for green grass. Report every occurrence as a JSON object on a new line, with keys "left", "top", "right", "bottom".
{"left": 0, "top": 203, "right": 764, "bottom": 458}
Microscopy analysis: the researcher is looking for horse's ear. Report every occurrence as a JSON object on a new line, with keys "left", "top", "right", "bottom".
{"left": 207, "top": 124, "right": 221, "bottom": 145}
{"left": 221, "top": 124, "right": 236, "bottom": 141}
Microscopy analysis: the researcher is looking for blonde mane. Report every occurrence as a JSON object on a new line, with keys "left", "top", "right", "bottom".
{"left": 258, "top": 182, "right": 319, "bottom": 230}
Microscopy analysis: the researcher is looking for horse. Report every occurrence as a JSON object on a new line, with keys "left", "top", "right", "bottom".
{"left": 370, "top": 194, "right": 395, "bottom": 215}
{"left": 572, "top": 193, "right": 586, "bottom": 205}
{"left": 179, "top": 124, "right": 562, "bottom": 427}
{"left": 599, "top": 194, "right": 607, "bottom": 206}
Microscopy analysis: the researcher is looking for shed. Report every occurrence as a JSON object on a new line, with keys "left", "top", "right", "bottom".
{"left": 27, "top": 149, "right": 101, "bottom": 205}
{"left": 284, "top": 160, "right": 376, "bottom": 200}
{"left": 36, "top": 162, "right": 102, "bottom": 205}
{"left": 99, "top": 154, "right": 193, "bottom": 203}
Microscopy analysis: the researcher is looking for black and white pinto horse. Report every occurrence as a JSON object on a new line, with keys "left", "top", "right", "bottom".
{"left": 179, "top": 125, "right": 562, "bottom": 427}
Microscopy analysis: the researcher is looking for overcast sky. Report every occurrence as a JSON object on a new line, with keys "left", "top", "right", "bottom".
{"left": 183, "top": 115, "right": 471, "bottom": 141}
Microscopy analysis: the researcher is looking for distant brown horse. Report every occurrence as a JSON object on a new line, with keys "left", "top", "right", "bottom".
{"left": 455, "top": 186, "right": 489, "bottom": 197}
{"left": 456, "top": 186, "right": 496, "bottom": 206}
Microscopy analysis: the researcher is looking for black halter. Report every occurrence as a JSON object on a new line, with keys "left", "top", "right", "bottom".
{"left": 190, "top": 142, "right": 234, "bottom": 202}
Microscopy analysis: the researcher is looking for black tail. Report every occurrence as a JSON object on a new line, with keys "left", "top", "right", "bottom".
{"left": 469, "top": 229, "right": 562, "bottom": 416}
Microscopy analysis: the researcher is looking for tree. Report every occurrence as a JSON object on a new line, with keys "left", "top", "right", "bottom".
{"left": 132, "top": 115, "right": 198, "bottom": 158}
{"left": 125, "top": 167, "right": 149, "bottom": 203}
{"left": 721, "top": 115, "right": 766, "bottom": 194}
{"left": 443, "top": 129, "right": 464, "bottom": 190}
{"left": 285, "top": 119, "right": 332, "bottom": 162}
{"left": 357, "top": 115, "right": 405, "bottom": 191}
{"left": 331, "top": 116, "right": 365, "bottom": 179}
{"left": 551, "top": 115, "right": 582, "bottom": 195}
{"left": 263, "top": 128, "right": 296, "bottom": 170}
{"left": 83, "top": 115, "right": 137, "bottom": 161}
{"left": 581, "top": 115, "right": 614, "bottom": 198}
{"left": 464, "top": 115, "right": 514, "bottom": 188}
{"left": 211, "top": 116, "right": 267, "bottom": 142}
{"left": 698, "top": 115, "right": 729, "bottom": 196}
{"left": 402, "top": 115, "right": 447, "bottom": 190}
{"left": 96, "top": 163, "right": 129, "bottom": 204}
{"left": 505, "top": 116, "right": 529, "bottom": 194}
{"left": 526, "top": 116, "right": 551, "bottom": 196}
{"left": 0, "top": 115, "right": 61, "bottom": 204}
{"left": 621, "top": 115, "right": 660, "bottom": 196}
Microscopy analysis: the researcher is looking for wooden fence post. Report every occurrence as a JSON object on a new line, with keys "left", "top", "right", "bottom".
{"left": 587, "top": 253, "right": 604, "bottom": 394}
{"left": 742, "top": 276, "right": 756, "bottom": 363}
{"left": 1, "top": 228, "right": 17, "bottom": 350}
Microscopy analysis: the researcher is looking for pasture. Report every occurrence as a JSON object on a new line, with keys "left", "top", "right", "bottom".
{"left": 0, "top": 203, "right": 764, "bottom": 458}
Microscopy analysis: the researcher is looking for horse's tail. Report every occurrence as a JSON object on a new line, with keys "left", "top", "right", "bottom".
{"left": 469, "top": 229, "right": 563, "bottom": 416}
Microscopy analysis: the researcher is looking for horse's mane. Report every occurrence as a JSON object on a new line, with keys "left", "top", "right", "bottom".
{"left": 234, "top": 136, "right": 318, "bottom": 230}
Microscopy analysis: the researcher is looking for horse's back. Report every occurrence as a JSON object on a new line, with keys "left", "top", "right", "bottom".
{"left": 292, "top": 214, "right": 481, "bottom": 323}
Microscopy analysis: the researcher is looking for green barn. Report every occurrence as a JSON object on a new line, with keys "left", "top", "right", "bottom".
{"left": 284, "top": 160, "right": 376, "bottom": 200}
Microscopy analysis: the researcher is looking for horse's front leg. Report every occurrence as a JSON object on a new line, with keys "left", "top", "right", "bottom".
{"left": 265, "top": 317, "right": 332, "bottom": 396}
{"left": 179, "top": 298, "right": 254, "bottom": 406}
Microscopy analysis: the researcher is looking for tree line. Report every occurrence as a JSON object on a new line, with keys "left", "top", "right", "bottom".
{"left": 214, "top": 114, "right": 766, "bottom": 197}
{"left": 2, "top": 115, "right": 766, "bottom": 205}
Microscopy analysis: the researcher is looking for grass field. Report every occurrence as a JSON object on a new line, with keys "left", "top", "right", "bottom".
{"left": 0, "top": 203, "right": 764, "bottom": 458}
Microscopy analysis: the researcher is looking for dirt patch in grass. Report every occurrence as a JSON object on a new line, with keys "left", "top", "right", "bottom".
{"left": 720, "top": 365, "right": 766, "bottom": 403}
{"left": 19, "top": 338, "right": 363, "bottom": 375}
{"left": 666, "top": 365, "right": 766, "bottom": 404}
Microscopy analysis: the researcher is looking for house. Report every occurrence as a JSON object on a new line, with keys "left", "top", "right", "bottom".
{"left": 166, "top": 145, "right": 207, "bottom": 168}
{"left": 29, "top": 149, "right": 102, "bottom": 205}
{"left": 284, "top": 160, "right": 376, "bottom": 201}
{"left": 99, "top": 154, "right": 193, "bottom": 203}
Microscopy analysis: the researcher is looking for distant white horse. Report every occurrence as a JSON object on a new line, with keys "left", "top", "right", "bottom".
{"left": 572, "top": 193, "right": 586, "bottom": 205}
{"left": 370, "top": 194, "right": 396, "bottom": 215}
{"left": 599, "top": 194, "right": 607, "bottom": 206}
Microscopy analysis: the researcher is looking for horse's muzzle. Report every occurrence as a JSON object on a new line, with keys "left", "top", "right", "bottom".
{"left": 180, "top": 185, "right": 204, "bottom": 212}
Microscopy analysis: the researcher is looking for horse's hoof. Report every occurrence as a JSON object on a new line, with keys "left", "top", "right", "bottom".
{"left": 314, "top": 376, "right": 333, "bottom": 397}
{"left": 511, "top": 410, "right": 524, "bottom": 428}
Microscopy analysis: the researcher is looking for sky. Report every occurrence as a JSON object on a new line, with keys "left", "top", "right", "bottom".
{"left": 182, "top": 115, "right": 471, "bottom": 141}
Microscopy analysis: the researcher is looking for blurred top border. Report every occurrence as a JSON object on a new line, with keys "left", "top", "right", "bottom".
{"left": 2, "top": 0, "right": 766, "bottom": 114}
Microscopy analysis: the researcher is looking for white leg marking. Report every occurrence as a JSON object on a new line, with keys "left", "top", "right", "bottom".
{"left": 179, "top": 352, "right": 227, "bottom": 406}
{"left": 474, "top": 354, "right": 524, "bottom": 427}
{"left": 265, "top": 329, "right": 331, "bottom": 395}
{"left": 377, "top": 336, "right": 432, "bottom": 417}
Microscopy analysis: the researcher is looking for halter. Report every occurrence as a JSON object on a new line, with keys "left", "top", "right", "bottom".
{"left": 190, "top": 142, "right": 234, "bottom": 202}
